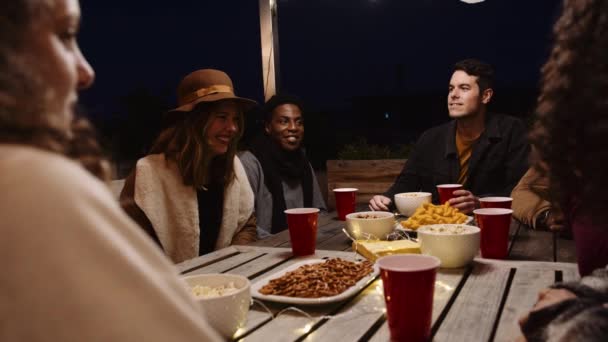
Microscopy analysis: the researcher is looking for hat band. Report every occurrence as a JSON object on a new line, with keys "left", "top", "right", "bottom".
{"left": 180, "top": 84, "right": 234, "bottom": 105}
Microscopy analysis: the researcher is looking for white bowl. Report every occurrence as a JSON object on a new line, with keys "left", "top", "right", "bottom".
{"left": 182, "top": 273, "right": 251, "bottom": 338}
{"left": 345, "top": 211, "right": 396, "bottom": 240}
{"left": 394, "top": 192, "right": 432, "bottom": 216}
{"left": 417, "top": 224, "right": 480, "bottom": 268}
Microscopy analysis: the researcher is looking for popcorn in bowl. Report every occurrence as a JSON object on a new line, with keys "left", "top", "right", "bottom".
{"left": 417, "top": 224, "right": 480, "bottom": 268}
{"left": 182, "top": 273, "right": 251, "bottom": 338}
{"left": 191, "top": 282, "right": 239, "bottom": 298}
{"left": 419, "top": 224, "right": 471, "bottom": 235}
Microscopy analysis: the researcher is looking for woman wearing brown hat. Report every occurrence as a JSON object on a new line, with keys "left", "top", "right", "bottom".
{"left": 120, "top": 69, "right": 258, "bottom": 263}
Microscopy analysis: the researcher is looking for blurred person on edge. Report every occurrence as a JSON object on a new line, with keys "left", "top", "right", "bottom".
{"left": 239, "top": 94, "right": 326, "bottom": 237}
{"left": 527, "top": 0, "right": 608, "bottom": 278}
{"left": 517, "top": 0, "right": 608, "bottom": 340}
{"left": 370, "top": 59, "right": 529, "bottom": 214}
{"left": 121, "top": 69, "right": 257, "bottom": 263}
{"left": 0, "top": 0, "right": 221, "bottom": 340}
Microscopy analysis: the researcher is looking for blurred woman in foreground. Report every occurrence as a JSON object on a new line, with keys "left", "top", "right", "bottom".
{"left": 0, "top": 0, "right": 220, "bottom": 340}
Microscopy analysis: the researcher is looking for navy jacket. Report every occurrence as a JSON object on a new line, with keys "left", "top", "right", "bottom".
{"left": 384, "top": 113, "right": 529, "bottom": 206}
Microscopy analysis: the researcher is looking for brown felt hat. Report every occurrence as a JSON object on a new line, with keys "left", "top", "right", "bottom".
{"left": 169, "top": 69, "right": 257, "bottom": 113}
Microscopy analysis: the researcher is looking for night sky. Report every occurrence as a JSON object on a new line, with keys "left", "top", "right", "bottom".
{"left": 77, "top": 0, "right": 564, "bottom": 167}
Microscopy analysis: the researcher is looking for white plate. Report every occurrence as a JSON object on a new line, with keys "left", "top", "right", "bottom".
{"left": 251, "top": 259, "right": 379, "bottom": 305}
{"left": 395, "top": 216, "right": 474, "bottom": 232}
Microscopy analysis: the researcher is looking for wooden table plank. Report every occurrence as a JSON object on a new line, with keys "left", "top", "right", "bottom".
{"left": 302, "top": 279, "right": 385, "bottom": 341}
{"left": 368, "top": 267, "right": 468, "bottom": 342}
{"left": 433, "top": 262, "right": 510, "bottom": 341}
{"left": 494, "top": 267, "right": 555, "bottom": 342}
{"left": 249, "top": 230, "right": 291, "bottom": 247}
{"left": 238, "top": 304, "right": 339, "bottom": 342}
{"left": 277, "top": 226, "right": 346, "bottom": 249}
{"left": 318, "top": 212, "right": 335, "bottom": 227}
{"left": 368, "top": 323, "right": 391, "bottom": 342}
{"left": 248, "top": 215, "right": 346, "bottom": 249}
{"left": 176, "top": 246, "right": 240, "bottom": 273}
{"left": 184, "top": 249, "right": 268, "bottom": 275}
{"left": 315, "top": 230, "right": 353, "bottom": 251}
{"left": 561, "top": 266, "right": 580, "bottom": 282}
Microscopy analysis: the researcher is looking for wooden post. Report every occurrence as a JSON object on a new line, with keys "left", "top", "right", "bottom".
{"left": 259, "top": 0, "right": 280, "bottom": 101}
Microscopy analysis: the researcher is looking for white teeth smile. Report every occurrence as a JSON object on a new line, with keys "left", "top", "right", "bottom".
{"left": 286, "top": 137, "right": 297, "bottom": 142}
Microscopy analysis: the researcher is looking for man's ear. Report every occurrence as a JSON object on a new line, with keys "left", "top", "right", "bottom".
{"left": 482, "top": 88, "right": 494, "bottom": 104}
{"left": 264, "top": 122, "right": 271, "bottom": 134}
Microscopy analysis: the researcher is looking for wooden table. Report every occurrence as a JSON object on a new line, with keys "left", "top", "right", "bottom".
{"left": 178, "top": 209, "right": 578, "bottom": 341}
{"left": 178, "top": 245, "right": 578, "bottom": 341}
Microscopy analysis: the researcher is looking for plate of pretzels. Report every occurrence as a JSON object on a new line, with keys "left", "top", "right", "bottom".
{"left": 251, "top": 258, "right": 379, "bottom": 305}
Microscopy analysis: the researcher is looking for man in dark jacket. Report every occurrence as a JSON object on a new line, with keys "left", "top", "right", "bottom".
{"left": 369, "top": 59, "right": 529, "bottom": 214}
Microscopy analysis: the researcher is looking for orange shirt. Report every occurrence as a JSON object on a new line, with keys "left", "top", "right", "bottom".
{"left": 455, "top": 130, "right": 481, "bottom": 185}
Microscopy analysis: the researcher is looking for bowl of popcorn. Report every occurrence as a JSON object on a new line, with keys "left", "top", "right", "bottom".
{"left": 345, "top": 211, "right": 396, "bottom": 240}
{"left": 182, "top": 273, "right": 251, "bottom": 338}
{"left": 417, "top": 224, "right": 480, "bottom": 268}
{"left": 394, "top": 192, "right": 432, "bottom": 217}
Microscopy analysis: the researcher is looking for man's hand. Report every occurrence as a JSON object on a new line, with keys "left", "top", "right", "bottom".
{"left": 369, "top": 195, "right": 392, "bottom": 211}
{"left": 447, "top": 190, "right": 478, "bottom": 214}
{"left": 547, "top": 210, "right": 566, "bottom": 232}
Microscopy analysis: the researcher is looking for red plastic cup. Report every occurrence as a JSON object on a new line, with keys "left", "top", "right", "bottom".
{"left": 284, "top": 208, "right": 320, "bottom": 256}
{"left": 479, "top": 196, "right": 513, "bottom": 209}
{"left": 377, "top": 254, "right": 441, "bottom": 342}
{"left": 333, "top": 188, "right": 358, "bottom": 220}
{"left": 436, "top": 184, "right": 463, "bottom": 204}
{"left": 473, "top": 208, "right": 513, "bottom": 259}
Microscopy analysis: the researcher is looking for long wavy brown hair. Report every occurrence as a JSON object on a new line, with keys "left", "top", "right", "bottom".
{"left": 530, "top": 0, "right": 608, "bottom": 222}
{"left": 0, "top": 0, "right": 111, "bottom": 182}
{"left": 149, "top": 101, "right": 244, "bottom": 189}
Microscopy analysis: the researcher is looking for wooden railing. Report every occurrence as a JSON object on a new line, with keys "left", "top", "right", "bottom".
{"left": 326, "top": 159, "right": 406, "bottom": 210}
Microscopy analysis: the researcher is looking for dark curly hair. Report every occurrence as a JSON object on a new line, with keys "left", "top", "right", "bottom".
{"left": 453, "top": 59, "right": 495, "bottom": 93}
{"left": 261, "top": 94, "right": 305, "bottom": 123}
{"left": 530, "top": 0, "right": 608, "bottom": 223}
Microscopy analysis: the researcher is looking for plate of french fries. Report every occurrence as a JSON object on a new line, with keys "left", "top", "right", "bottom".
{"left": 396, "top": 202, "right": 473, "bottom": 231}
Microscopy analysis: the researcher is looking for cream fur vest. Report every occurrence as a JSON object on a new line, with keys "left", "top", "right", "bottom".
{"left": 133, "top": 154, "right": 254, "bottom": 263}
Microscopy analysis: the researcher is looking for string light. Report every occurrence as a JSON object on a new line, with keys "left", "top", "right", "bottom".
{"left": 297, "top": 322, "right": 314, "bottom": 334}
{"left": 233, "top": 327, "right": 247, "bottom": 339}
